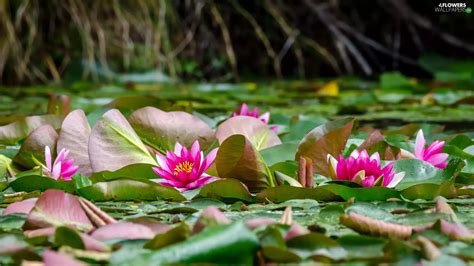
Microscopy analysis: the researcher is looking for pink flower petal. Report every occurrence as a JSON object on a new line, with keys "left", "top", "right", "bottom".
{"left": 190, "top": 140, "right": 200, "bottom": 160}
{"left": 426, "top": 153, "right": 449, "bottom": 168}
{"left": 369, "top": 152, "right": 380, "bottom": 163}
{"left": 174, "top": 142, "right": 183, "bottom": 155}
{"left": 423, "top": 141, "right": 445, "bottom": 159}
{"left": 259, "top": 112, "right": 270, "bottom": 124}
{"left": 361, "top": 175, "right": 375, "bottom": 187}
{"left": 45, "top": 146, "right": 52, "bottom": 170}
{"left": 240, "top": 103, "right": 249, "bottom": 115}
{"left": 414, "top": 130, "right": 426, "bottom": 159}
{"left": 156, "top": 153, "right": 171, "bottom": 172}
{"left": 52, "top": 162, "right": 62, "bottom": 180}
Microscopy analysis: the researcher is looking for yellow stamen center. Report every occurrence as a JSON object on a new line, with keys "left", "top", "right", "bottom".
{"left": 174, "top": 161, "right": 194, "bottom": 175}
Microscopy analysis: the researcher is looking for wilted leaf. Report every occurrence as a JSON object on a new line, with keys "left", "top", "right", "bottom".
{"left": 216, "top": 135, "right": 273, "bottom": 193}
{"left": 88, "top": 109, "right": 156, "bottom": 172}
{"left": 295, "top": 118, "right": 354, "bottom": 176}
{"left": 216, "top": 116, "right": 281, "bottom": 150}
{"left": 57, "top": 110, "right": 92, "bottom": 176}
{"left": 129, "top": 107, "right": 216, "bottom": 152}
{"left": 434, "top": 220, "right": 474, "bottom": 243}
{"left": 340, "top": 212, "right": 413, "bottom": 238}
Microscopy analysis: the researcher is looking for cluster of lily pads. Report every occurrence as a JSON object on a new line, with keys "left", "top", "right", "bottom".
{"left": 0, "top": 98, "right": 473, "bottom": 264}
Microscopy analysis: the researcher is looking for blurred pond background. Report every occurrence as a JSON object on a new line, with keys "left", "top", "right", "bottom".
{"left": 0, "top": 0, "right": 473, "bottom": 131}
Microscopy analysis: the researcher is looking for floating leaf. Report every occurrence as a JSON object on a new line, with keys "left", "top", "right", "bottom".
{"left": 129, "top": 107, "right": 215, "bottom": 152}
{"left": 256, "top": 185, "right": 339, "bottom": 203}
{"left": 43, "top": 250, "right": 86, "bottom": 266}
{"left": 216, "top": 135, "right": 274, "bottom": 193}
{"left": 91, "top": 222, "right": 155, "bottom": 241}
{"left": 216, "top": 116, "right": 281, "bottom": 150}
{"left": 295, "top": 118, "right": 354, "bottom": 176}
{"left": 433, "top": 220, "right": 474, "bottom": 243}
{"left": 393, "top": 159, "right": 450, "bottom": 190}
{"left": 193, "top": 206, "right": 231, "bottom": 234}
{"left": 321, "top": 184, "right": 400, "bottom": 201}
{"left": 260, "top": 142, "right": 298, "bottom": 166}
{"left": 78, "top": 179, "right": 185, "bottom": 201}
{"left": 145, "top": 223, "right": 190, "bottom": 249}
{"left": 9, "top": 175, "right": 75, "bottom": 193}
{"left": 54, "top": 226, "right": 109, "bottom": 252}
{"left": 89, "top": 163, "right": 157, "bottom": 183}
{"left": 47, "top": 94, "right": 71, "bottom": 116}
{"left": 88, "top": 109, "right": 156, "bottom": 172}
{"left": 57, "top": 110, "right": 92, "bottom": 176}
{"left": 196, "top": 178, "right": 254, "bottom": 203}
{"left": 401, "top": 182, "right": 457, "bottom": 200}
{"left": 112, "top": 222, "right": 259, "bottom": 265}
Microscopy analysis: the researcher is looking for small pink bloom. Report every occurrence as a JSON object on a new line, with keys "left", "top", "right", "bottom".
{"left": 43, "top": 146, "right": 79, "bottom": 180}
{"left": 233, "top": 103, "right": 278, "bottom": 132}
{"left": 152, "top": 141, "right": 218, "bottom": 191}
{"left": 414, "top": 130, "right": 448, "bottom": 169}
{"left": 327, "top": 150, "right": 404, "bottom": 188}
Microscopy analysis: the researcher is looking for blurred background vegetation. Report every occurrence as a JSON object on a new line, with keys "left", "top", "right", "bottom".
{"left": 1, "top": 0, "right": 474, "bottom": 85}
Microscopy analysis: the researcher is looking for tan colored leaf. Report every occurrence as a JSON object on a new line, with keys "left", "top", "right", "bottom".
{"left": 340, "top": 212, "right": 412, "bottom": 238}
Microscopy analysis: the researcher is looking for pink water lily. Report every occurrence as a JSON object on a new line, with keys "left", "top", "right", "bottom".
{"left": 43, "top": 146, "right": 79, "bottom": 180}
{"left": 233, "top": 103, "right": 278, "bottom": 132}
{"left": 327, "top": 150, "right": 404, "bottom": 188}
{"left": 413, "top": 130, "right": 448, "bottom": 169}
{"left": 152, "top": 141, "right": 218, "bottom": 191}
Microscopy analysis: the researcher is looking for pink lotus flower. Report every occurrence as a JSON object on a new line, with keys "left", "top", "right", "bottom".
{"left": 152, "top": 141, "right": 218, "bottom": 191}
{"left": 327, "top": 150, "right": 404, "bottom": 188}
{"left": 43, "top": 146, "right": 79, "bottom": 180}
{"left": 233, "top": 103, "right": 278, "bottom": 132}
{"left": 413, "top": 130, "right": 448, "bottom": 169}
